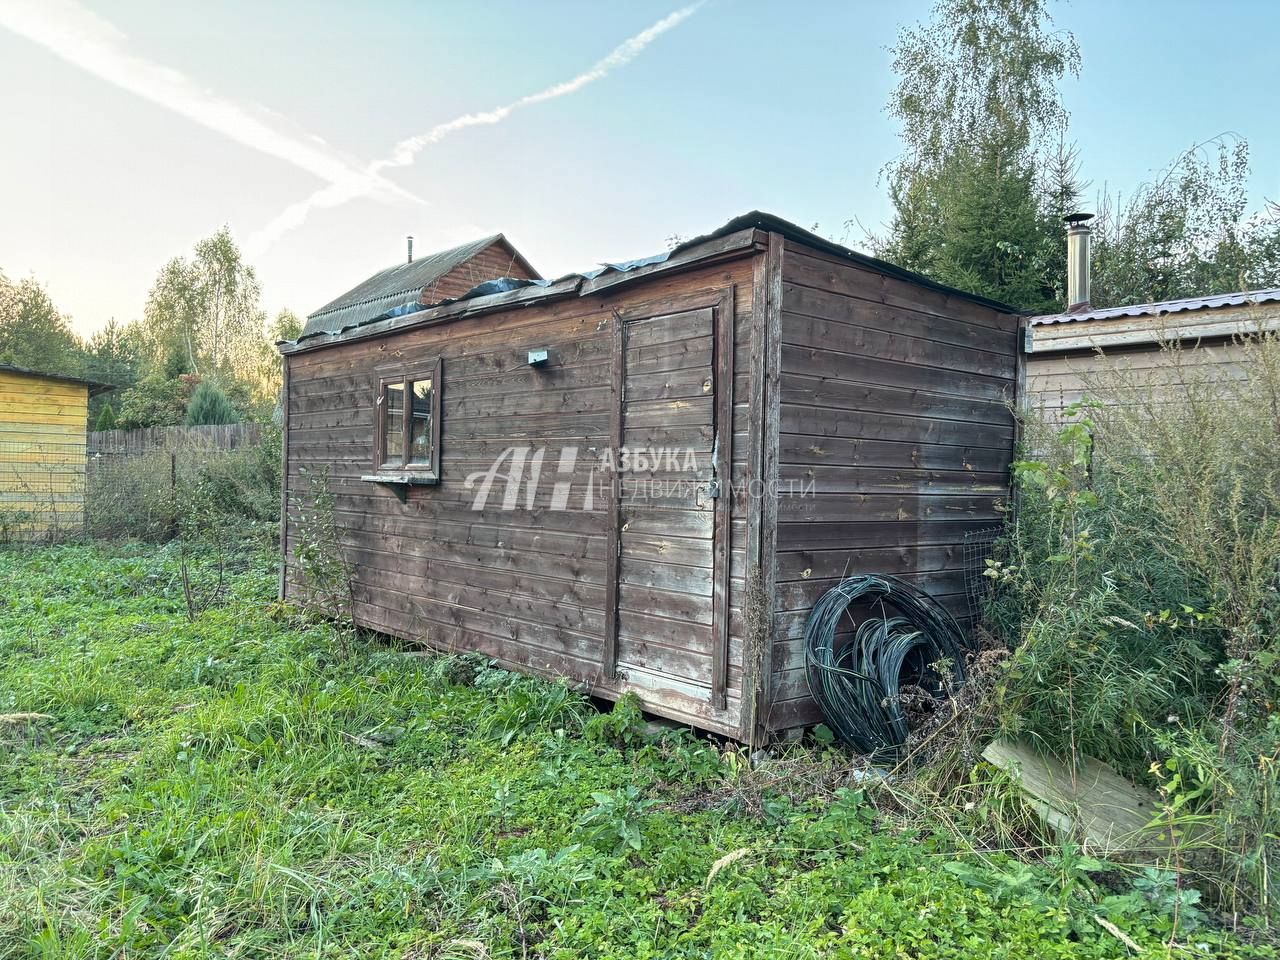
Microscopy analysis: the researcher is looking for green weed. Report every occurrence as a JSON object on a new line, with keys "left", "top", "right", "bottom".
{"left": 0, "top": 543, "right": 1273, "bottom": 958}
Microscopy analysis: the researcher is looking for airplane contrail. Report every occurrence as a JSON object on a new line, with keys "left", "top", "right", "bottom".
{"left": 0, "top": 0, "right": 414, "bottom": 205}
{"left": 245, "top": 3, "right": 704, "bottom": 257}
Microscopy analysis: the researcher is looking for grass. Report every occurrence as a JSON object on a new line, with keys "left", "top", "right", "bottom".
{"left": 0, "top": 543, "right": 1274, "bottom": 959}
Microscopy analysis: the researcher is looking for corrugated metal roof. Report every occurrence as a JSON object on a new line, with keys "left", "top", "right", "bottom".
{"left": 1030, "top": 288, "right": 1280, "bottom": 326}
{"left": 288, "top": 211, "right": 1022, "bottom": 350}
{"left": 301, "top": 234, "right": 510, "bottom": 339}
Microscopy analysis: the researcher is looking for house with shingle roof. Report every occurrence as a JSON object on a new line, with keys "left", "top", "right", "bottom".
{"left": 301, "top": 234, "right": 540, "bottom": 340}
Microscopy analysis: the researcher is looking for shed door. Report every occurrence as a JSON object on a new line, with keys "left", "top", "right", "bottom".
{"left": 611, "top": 306, "right": 723, "bottom": 701}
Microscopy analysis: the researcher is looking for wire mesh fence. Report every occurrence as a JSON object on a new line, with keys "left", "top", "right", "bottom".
{"left": 0, "top": 437, "right": 88, "bottom": 541}
{"left": 1, "top": 424, "right": 276, "bottom": 543}
{"left": 962, "top": 525, "right": 1005, "bottom": 623}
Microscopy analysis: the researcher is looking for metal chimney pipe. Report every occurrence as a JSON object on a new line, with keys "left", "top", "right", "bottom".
{"left": 407, "top": 235, "right": 414, "bottom": 264}
{"left": 1064, "top": 213, "right": 1093, "bottom": 312}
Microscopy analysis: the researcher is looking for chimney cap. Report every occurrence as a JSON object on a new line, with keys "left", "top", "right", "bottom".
{"left": 1063, "top": 212, "right": 1094, "bottom": 226}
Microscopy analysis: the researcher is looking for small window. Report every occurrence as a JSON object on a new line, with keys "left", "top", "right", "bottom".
{"left": 408, "top": 379, "right": 434, "bottom": 464}
{"left": 373, "top": 359, "right": 441, "bottom": 482}
{"left": 382, "top": 381, "right": 405, "bottom": 467}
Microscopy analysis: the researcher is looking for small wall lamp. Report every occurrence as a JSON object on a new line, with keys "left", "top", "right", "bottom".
{"left": 527, "top": 349, "right": 550, "bottom": 367}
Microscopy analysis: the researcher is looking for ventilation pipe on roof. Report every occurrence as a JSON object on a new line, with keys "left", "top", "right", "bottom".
{"left": 407, "top": 235, "right": 414, "bottom": 264}
{"left": 1064, "top": 213, "right": 1093, "bottom": 312}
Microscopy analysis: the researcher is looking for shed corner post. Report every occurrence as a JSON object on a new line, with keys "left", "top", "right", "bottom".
{"left": 1015, "top": 314, "right": 1030, "bottom": 419}
{"left": 277, "top": 353, "right": 291, "bottom": 602}
{"left": 600, "top": 309, "right": 625, "bottom": 683}
{"left": 742, "top": 232, "right": 785, "bottom": 747}
{"left": 1009, "top": 314, "right": 1031, "bottom": 524}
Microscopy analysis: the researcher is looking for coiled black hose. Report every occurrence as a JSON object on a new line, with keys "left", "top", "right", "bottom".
{"left": 803, "top": 575, "right": 969, "bottom": 757}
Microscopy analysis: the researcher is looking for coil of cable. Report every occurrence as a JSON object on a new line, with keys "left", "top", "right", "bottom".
{"left": 803, "top": 574, "right": 969, "bottom": 757}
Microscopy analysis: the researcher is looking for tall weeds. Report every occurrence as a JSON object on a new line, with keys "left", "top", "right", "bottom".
{"left": 987, "top": 326, "right": 1280, "bottom": 922}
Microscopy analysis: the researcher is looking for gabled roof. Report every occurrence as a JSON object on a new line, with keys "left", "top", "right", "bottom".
{"left": 284, "top": 211, "right": 1020, "bottom": 353}
{"left": 0, "top": 363, "right": 114, "bottom": 396}
{"left": 1029, "top": 288, "right": 1280, "bottom": 326}
{"left": 301, "top": 234, "right": 539, "bottom": 339}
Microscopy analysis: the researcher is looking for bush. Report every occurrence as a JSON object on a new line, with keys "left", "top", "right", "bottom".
{"left": 185, "top": 382, "right": 240, "bottom": 426}
{"left": 986, "top": 330, "right": 1280, "bottom": 921}
{"left": 194, "top": 426, "right": 281, "bottom": 532}
{"left": 86, "top": 449, "right": 180, "bottom": 541}
{"left": 116, "top": 372, "right": 197, "bottom": 428}
{"left": 93, "top": 402, "right": 117, "bottom": 431}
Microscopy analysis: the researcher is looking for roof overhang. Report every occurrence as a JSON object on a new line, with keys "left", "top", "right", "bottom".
{"left": 0, "top": 363, "right": 115, "bottom": 395}
{"left": 1027, "top": 301, "right": 1280, "bottom": 355}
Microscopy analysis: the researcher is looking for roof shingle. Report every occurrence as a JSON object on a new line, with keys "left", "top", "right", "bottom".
{"left": 302, "top": 234, "right": 519, "bottom": 339}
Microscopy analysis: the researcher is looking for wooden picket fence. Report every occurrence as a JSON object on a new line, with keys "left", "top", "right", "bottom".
{"left": 88, "top": 423, "right": 264, "bottom": 455}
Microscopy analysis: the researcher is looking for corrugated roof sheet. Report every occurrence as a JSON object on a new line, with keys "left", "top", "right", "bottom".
{"left": 1030, "top": 288, "right": 1280, "bottom": 326}
{"left": 301, "top": 234, "right": 508, "bottom": 339}
{"left": 288, "top": 211, "right": 1020, "bottom": 349}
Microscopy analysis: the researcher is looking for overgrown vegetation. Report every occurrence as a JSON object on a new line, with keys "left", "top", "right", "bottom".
{"left": 83, "top": 428, "right": 281, "bottom": 544}
{"left": 978, "top": 329, "right": 1280, "bottom": 925}
{"left": 1, "top": 544, "right": 1270, "bottom": 957}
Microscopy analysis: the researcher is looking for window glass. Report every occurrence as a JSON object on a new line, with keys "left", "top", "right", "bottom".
{"left": 383, "top": 382, "right": 404, "bottom": 466}
{"left": 408, "top": 379, "right": 433, "bottom": 465}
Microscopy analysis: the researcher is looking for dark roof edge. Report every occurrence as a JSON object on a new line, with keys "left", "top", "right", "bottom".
{"left": 0, "top": 363, "right": 115, "bottom": 396}
{"left": 280, "top": 229, "right": 761, "bottom": 355}
{"left": 712, "top": 212, "right": 1019, "bottom": 315}
{"left": 281, "top": 211, "right": 1020, "bottom": 355}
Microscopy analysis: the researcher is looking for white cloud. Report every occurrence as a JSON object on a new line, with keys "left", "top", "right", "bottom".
{"left": 245, "top": 3, "right": 703, "bottom": 257}
{"left": 0, "top": 0, "right": 413, "bottom": 204}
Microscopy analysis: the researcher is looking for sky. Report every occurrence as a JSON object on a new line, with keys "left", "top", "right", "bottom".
{"left": 1, "top": 0, "right": 1277, "bottom": 339}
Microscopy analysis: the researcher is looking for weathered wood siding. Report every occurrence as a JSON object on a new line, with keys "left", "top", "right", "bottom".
{"left": 283, "top": 254, "right": 760, "bottom": 737}
{"left": 1027, "top": 339, "right": 1254, "bottom": 420}
{"left": 763, "top": 240, "right": 1021, "bottom": 731}
{"left": 0, "top": 369, "right": 89, "bottom": 534}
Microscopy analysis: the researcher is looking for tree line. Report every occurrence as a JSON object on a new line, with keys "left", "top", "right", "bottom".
{"left": 0, "top": 227, "right": 300, "bottom": 429}
{"left": 875, "top": 0, "right": 1279, "bottom": 313}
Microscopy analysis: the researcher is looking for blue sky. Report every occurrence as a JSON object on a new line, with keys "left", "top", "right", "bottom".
{"left": 1, "top": 0, "right": 1276, "bottom": 337}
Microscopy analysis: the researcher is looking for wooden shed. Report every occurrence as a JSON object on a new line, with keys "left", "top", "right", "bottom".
{"left": 0, "top": 364, "right": 111, "bottom": 537}
{"left": 279, "top": 213, "right": 1022, "bottom": 742}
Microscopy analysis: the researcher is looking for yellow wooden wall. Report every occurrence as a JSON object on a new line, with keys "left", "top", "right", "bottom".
{"left": 0, "top": 370, "right": 89, "bottom": 536}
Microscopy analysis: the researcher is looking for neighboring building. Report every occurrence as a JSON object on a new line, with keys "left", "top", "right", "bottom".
{"left": 279, "top": 213, "right": 1023, "bottom": 742}
{"left": 1027, "top": 290, "right": 1280, "bottom": 417}
{"left": 301, "top": 234, "right": 541, "bottom": 341}
{"left": 0, "top": 364, "right": 112, "bottom": 538}
{"left": 1026, "top": 214, "right": 1280, "bottom": 416}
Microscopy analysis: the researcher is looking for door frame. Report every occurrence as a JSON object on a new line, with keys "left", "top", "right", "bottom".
{"left": 601, "top": 286, "right": 736, "bottom": 710}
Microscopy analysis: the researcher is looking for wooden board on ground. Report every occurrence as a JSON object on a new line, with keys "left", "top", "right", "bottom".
{"left": 982, "top": 737, "right": 1175, "bottom": 856}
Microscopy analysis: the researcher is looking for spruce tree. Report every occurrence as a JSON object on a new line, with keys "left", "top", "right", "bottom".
{"left": 184, "top": 382, "right": 240, "bottom": 426}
